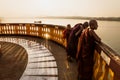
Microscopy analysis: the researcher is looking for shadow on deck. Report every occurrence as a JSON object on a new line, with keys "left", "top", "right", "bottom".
{"left": 0, "top": 41, "right": 28, "bottom": 80}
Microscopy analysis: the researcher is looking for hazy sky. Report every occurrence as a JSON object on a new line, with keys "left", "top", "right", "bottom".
{"left": 0, "top": 0, "right": 120, "bottom": 18}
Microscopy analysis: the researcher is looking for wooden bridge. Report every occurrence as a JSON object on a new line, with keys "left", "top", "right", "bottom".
{"left": 0, "top": 23, "right": 120, "bottom": 80}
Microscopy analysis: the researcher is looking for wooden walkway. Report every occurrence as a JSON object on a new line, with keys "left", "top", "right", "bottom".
{"left": 0, "top": 36, "right": 78, "bottom": 80}
{"left": 0, "top": 41, "right": 28, "bottom": 80}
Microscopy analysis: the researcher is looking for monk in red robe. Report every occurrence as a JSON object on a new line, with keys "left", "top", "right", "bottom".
{"left": 76, "top": 20, "right": 101, "bottom": 80}
{"left": 63, "top": 24, "right": 72, "bottom": 60}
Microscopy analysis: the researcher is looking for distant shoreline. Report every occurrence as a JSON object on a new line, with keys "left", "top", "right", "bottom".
{"left": 1, "top": 16, "right": 120, "bottom": 22}
{"left": 38, "top": 16, "right": 120, "bottom": 21}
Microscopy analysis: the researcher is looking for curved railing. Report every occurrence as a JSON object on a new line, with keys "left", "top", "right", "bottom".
{"left": 0, "top": 23, "right": 120, "bottom": 80}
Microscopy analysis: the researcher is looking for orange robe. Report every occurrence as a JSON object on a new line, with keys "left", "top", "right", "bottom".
{"left": 77, "top": 28, "right": 96, "bottom": 80}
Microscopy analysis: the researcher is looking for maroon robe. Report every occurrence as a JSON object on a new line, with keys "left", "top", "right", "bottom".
{"left": 63, "top": 28, "right": 72, "bottom": 54}
{"left": 67, "top": 23, "right": 83, "bottom": 58}
{"left": 77, "top": 28, "right": 97, "bottom": 80}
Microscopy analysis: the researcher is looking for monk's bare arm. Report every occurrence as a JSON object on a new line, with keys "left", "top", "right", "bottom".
{"left": 89, "top": 30, "right": 101, "bottom": 42}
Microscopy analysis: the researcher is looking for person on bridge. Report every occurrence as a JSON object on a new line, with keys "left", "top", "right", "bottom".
{"left": 76, "top": 19, "right": 101, "bottom": 80}
{"left": 67, "top": 22, "right": 88, "bottom": 62}
{"left": 63, "top": 24, "right": 72, "bottom": 61}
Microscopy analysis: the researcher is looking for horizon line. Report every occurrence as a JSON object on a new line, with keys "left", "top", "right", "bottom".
{"left": 0, "top": 16, "right": 120, "bottom": 21}
{"left": 0, "top": 16, "right": 120, "bottom": 18}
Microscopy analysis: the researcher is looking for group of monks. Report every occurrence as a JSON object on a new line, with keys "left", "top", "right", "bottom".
{"left": 63, "top": 19, "right": 101, "bottom": 80}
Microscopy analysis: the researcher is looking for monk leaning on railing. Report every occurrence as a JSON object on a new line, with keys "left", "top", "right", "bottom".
{"left": 76, "top": 20, "right": 101, "bottom": 80}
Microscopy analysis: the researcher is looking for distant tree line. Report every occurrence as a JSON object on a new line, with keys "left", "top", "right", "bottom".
{"left": 39, "top": 16, "right": 120, "bottom": 21}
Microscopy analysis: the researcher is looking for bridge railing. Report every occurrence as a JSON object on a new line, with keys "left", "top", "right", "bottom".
{"left": 0, "top": 23, "right": 65, "bottom": 46}
{"left": 0, "top": 23, "right": 120, "bottom": 80}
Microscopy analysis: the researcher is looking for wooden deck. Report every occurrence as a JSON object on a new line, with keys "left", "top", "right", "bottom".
{"left": 0, "top": 41, "right": 28, "bottom": 80}
{"left": 0, "top": 36, "right": 78, "bottom": 80}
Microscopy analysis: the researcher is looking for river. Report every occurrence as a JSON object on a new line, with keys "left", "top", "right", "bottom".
{"left": 1, "top": 18, "right": 120, "bottom": 55}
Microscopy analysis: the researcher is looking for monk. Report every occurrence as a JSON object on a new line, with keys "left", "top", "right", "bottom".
{"left": 63, "top": 24, "right": 72, "bottom": 44}
{"left": 76, "top": 20, "right": 101, "bottom": 80}
{"left": 63, "top": 24, "right": 72, "bottom": 60}
{"left": 67, "top": 22, "right": 88, "bottom": 61}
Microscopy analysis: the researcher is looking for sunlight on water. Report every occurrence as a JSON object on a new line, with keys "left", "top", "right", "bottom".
{"left": 96, "top": 21, "right": 120, "bottom": 55}
{"left": 1, "top": 18, "right": 120, "bottom": 54}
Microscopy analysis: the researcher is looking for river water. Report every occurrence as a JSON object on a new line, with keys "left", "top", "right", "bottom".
{"left": 1, "top": 18, "right": 120, "bottom": 55}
